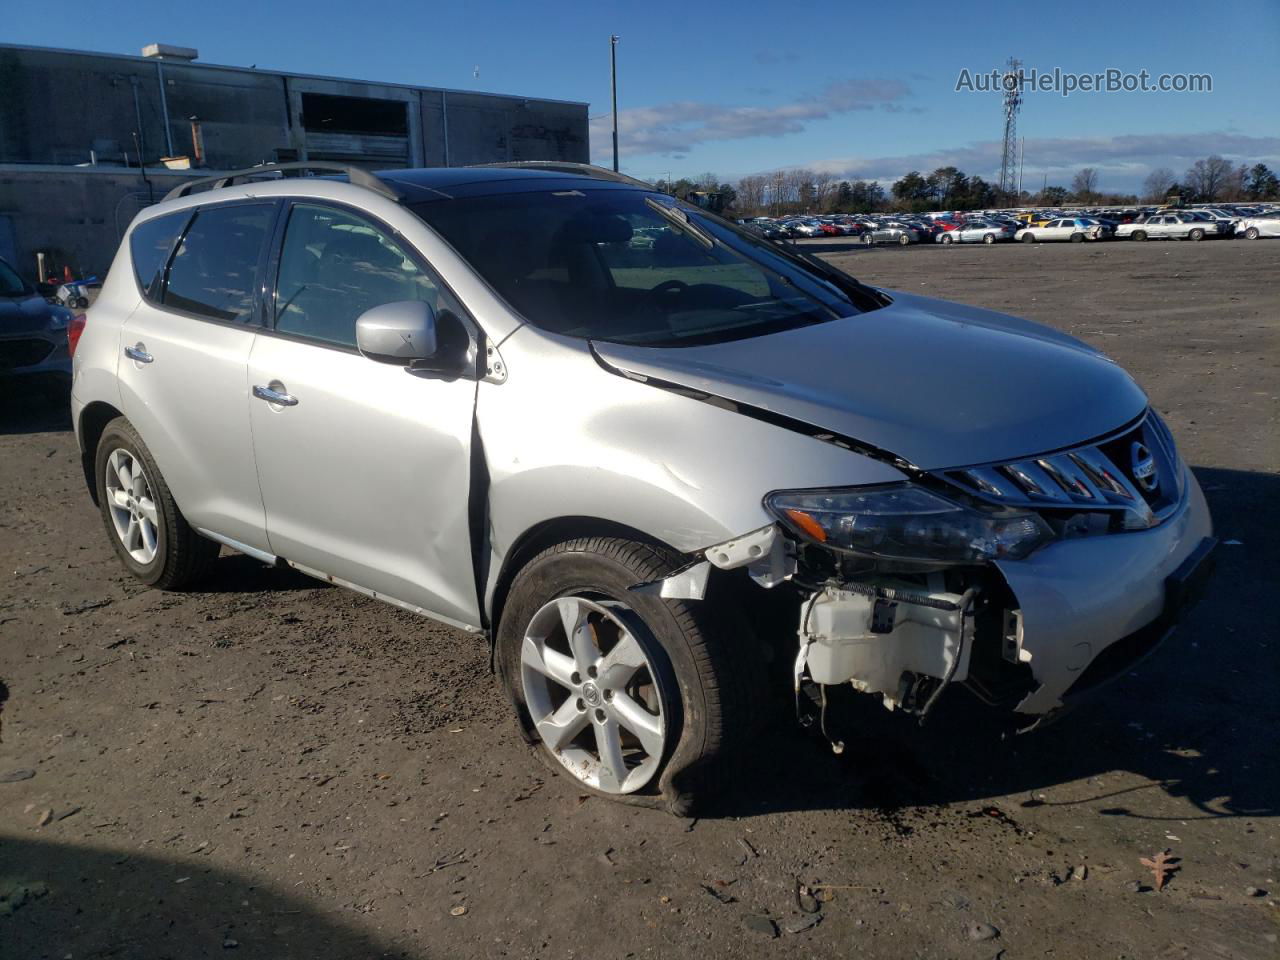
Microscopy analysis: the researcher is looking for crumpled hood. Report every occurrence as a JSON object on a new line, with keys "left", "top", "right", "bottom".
{"left": 0, "top": 294, "right": 65, "bottom": 336}
{"left": 591, "top": 290, "right": 1149, "bottom": 471}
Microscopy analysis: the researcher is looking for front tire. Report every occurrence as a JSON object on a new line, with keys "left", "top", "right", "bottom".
{"left": 941, "top": 233, "right": 954, "bottom": 244}
{"left": 1021, "top": 232, "right": 1036, "bottom": 243}
{"left": 496, "top": 537, "right": 760, "bottom": 815}
{"left": 1188, "top": 228, "right": 1205, "bottom": 241}
{"left": 1245, "top": 226, "right": 1260, "bottom": 240}
{"left": 1131, "top": 230, "right": 1147, "bottom": 241}
{"left": 94, "top": 417, "right": 219, "bottom": 589}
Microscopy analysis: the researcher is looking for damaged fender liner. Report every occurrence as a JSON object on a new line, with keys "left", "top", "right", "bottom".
{"left": 629, "top": 523, "right": 797, "bottom": 599}
{"left": 589, "top": 344, "right": 919, "bottom": 475}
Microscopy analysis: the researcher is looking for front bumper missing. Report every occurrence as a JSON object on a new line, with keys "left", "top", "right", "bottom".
{"left": 635, "top": 467, "right": 1214, "bottom": 728}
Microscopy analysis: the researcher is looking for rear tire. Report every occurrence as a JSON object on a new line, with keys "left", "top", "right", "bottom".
{"left": 1070, "top": 232, "right": 1084, "bottom": 243}
{"left": 496, "top": 537, "right": 762, "bottom": 816}
{"left": 94, "top": 417, "right": 219, "bottom": 589}
{"left": 983, "top": 233, "right": 995, "bottom": 244}
{"left": 898, "top": 233, "right": 910, "bottom": 245}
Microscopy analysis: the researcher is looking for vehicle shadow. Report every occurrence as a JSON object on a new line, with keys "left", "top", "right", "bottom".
{"left": 196, "top": 552, "right": 327, "bottom": 595}
{"left": 0, "top": 375, "right": 72, "bottom": 435}
{"left": 719, "top": 464, "right": 1278, "bottom": 823}
{"left": 0, "top": 835, "right": 412, "bottom": 959}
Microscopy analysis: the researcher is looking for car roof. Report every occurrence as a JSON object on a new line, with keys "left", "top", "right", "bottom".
{"left": 151, "top": 165, "right": 646, "bottom": 217}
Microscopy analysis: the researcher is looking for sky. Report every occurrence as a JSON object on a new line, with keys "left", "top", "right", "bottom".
{"left": 5, "top": 0, "right": 1279, "bottom": 192}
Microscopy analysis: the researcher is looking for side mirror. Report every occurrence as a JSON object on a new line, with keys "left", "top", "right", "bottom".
{"left": 355, "top": 300, "right": 437, "bottom": 365}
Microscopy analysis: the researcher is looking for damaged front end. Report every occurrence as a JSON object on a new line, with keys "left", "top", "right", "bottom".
{"left": 631, "top": 421, "right": 1215, "bottom": 746}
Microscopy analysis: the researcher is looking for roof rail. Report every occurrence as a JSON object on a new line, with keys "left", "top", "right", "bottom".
{"left": 162, "top": 162, "right": 402, "bottom": 203}
{"left": 469, "top": 161, "right": 654, "bottom": 191}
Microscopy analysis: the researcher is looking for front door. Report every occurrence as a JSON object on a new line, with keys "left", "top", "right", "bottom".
{"left": 247, "top": 201, "right": 480, "bottom": 628}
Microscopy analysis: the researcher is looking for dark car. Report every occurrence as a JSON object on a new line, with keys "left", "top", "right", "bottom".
{"left": 1, "top": 256, "right": 76, "bottom": 380}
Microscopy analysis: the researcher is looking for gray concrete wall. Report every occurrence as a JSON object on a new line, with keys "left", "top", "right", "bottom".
{"left": 0, "top": 44, "right": 590, "bottom": 278}
{"left": 0, "top": 45, "right": 589, "bottom": 170}
{"left": 0, "top": 167, "right": 194, "bottom": 278}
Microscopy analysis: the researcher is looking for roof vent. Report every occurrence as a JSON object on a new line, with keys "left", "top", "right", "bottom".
{"left": 141, "top": 43, "right": 199, "bottom": 61}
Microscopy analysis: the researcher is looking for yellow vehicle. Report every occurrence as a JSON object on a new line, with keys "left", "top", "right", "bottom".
{"left": 1015, "top": 211, "right": 1057, "bottom": 227}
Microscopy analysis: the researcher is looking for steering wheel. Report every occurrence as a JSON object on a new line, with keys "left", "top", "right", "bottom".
{"left": 648, "top": 279, "right": 689, "bottom": 297}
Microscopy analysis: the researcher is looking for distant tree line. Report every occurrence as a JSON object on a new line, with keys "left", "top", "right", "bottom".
{"left": 1141, "top": 158, "right": 1279, "bottom": 205}
{"left": 650, "top": 156, "right": 1280, "bottom": 216}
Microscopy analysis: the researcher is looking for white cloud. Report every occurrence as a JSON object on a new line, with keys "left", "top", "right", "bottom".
{"left": 591, "top": 78, "right": 913, "bottom": 159}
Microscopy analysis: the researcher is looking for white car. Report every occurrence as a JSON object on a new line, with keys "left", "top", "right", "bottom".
{"left": 1015, "top": 217, "right": 1110, "bottom": 243}
{"left": 1235, "top": 216, "right": 1280, "bottom": 239}
{"left": 1115, "top": 213, "right": 1222, "bottom": 241}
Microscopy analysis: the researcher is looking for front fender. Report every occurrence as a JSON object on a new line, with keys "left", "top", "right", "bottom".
{"left": 478, "top": 327, "right": 906, "bottom": 614}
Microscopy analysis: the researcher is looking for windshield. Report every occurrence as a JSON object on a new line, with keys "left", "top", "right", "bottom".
{"left": 411, "top": 188, "right": 883, "bottom": 346}
{"left": 0, "top": 258, "right": 32, "bottom": 297}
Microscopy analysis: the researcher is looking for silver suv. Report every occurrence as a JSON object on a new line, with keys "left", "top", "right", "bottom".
{"left": 72, "top": 162, "right": 1215, "bottom": 815}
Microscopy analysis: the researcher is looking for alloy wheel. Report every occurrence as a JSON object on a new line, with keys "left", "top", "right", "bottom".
{"left": 104, "top": 448, "right": 160, "bottom": 564}
{"left": 520, "top": 595, "right": 667, "bottom": 794}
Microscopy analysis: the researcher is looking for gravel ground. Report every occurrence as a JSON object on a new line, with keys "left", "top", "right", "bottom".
{"left": 1, "top": 238, "right": 1277, "bottom": 959}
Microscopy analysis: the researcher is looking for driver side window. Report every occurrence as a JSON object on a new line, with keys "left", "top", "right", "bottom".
{"left": 273, "top": 204, "right": 439, "bottom": 349}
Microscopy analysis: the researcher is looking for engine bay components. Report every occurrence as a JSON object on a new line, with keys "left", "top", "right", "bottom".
{"left": 797, "top": 579, "right": 974, "bottom": 713}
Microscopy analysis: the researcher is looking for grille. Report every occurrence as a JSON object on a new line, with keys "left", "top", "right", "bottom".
{"left": 0, "top": 338, "right": 55, "bottom": 370}
{"left": 935, "top": 411, "right": 1185, "bottom": 531}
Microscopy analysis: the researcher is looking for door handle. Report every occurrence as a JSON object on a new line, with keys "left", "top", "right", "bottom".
{"left": 124, "top": 343, "right": 153, "bottom": 363}
{"left": 253, "top": 383, "right": 299, "bottom": 407}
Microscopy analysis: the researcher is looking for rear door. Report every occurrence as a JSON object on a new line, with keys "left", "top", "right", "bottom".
{"left": 117, "top": 201, "right": 277, "bottom": 551}
{"left": 246, "top": 200, "right": 480, "bottom": 628}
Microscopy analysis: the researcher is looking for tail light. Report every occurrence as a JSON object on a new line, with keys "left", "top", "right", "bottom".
{"left": 67, "top": 312, "right": 88, "bottom": 357}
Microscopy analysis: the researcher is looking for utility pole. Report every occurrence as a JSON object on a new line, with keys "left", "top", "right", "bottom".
{"left": 610, "top": 35, "right": 620, "bottom": 172}
{"left": 1018, "top": 136, "right": 1025, "bottom": 199}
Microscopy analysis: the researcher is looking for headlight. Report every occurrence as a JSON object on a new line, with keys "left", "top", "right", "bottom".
{"left": 765, "top": 483, "right": 1053, "bottom": 564}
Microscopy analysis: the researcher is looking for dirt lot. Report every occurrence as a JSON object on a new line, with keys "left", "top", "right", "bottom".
{"left": 2, "top": 238, "right": 1278, "bottom": 959}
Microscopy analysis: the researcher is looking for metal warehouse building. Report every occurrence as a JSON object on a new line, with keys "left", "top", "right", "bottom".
{"left": 0, "top": 43, "right": 590, "bottom": 276}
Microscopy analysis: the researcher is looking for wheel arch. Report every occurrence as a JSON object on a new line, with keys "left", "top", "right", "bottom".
{"left": 77, "top": 400, "right": 125, "bottom": 505}
{"left": 487, "top": 515, "right": 687, "bottom": 644}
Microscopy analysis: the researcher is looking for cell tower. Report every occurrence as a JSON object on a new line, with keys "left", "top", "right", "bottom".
{"left": 997, "top": 57, "right": 1023, "bottom": 202}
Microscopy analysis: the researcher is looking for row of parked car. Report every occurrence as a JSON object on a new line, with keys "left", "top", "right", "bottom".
{"left": 741, "top": 203, "right": 1280, "bottom": 247}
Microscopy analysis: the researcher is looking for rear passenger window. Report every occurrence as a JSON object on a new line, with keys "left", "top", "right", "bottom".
{"left": 273, "top": 204, "right": 439, "bottom": 349}
{"left": 162, "top": 204, "right": 273, "bottom": 323}
{"left": 129, "top": 212, "right": 188, "bottom": 300}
